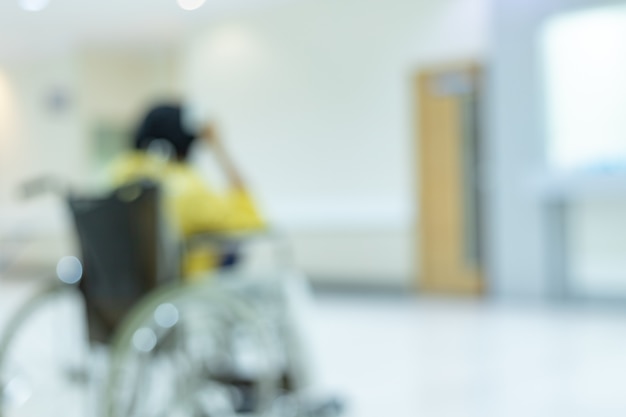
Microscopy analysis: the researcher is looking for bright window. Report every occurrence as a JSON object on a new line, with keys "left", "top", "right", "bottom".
{"left": 542, "top": 6, "right": 626, "bottom": 172}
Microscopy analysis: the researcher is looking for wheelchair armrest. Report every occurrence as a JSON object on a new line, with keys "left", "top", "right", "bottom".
{"left": 185, "top": 228, "right": 285, "bottom": 249}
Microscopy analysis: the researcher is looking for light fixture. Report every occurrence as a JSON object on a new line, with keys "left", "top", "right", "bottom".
{"left": 177, "top": 0, "right": 206, "bottom": 11}
{"left": 18, "top": 0, "right": 50, "bottom": 12}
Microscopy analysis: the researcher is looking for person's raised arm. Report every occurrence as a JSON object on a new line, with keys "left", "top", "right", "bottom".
{"left": 199, "top": 124, "right": 265, "bottom": 230}
{"left": 200, "top": 124, "right": 245, "bottom": 190}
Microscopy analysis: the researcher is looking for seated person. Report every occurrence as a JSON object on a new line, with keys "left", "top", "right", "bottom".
{"left": 111, "top": 104, "right": 265, "bottom": 277}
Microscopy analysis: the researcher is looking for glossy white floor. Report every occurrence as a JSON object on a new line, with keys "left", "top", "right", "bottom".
{"left": 311, "top": 294, "right": 626, "bottom": 417}
{"left": 3, "top": 279, "right": 626, "bottom": 417}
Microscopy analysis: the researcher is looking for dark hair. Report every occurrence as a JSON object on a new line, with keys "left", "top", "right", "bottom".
{"left": 133, "top": 104, "right": 196, "bottom": 160}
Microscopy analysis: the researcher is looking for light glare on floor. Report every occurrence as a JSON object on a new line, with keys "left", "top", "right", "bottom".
{"left": 177, "top": 0, "right": 206, "bottom": 11}
{"left": 18, "top": 0, "right": 49, "bottom": 12}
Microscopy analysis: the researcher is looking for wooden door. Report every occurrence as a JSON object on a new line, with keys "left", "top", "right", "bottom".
{"left": 417, "top": 64, "right": 484, "bottom": 295}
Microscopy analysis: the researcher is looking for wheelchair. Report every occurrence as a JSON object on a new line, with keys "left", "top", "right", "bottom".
{"left": 0, "top": 181, "right": 338, "bottom": 417}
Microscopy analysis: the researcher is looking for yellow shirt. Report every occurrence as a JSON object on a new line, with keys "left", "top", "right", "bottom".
{"left": 111, "top": 151, "right": 265, "bottom": 276}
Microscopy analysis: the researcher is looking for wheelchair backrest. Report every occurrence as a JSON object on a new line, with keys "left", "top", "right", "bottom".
{"left": 68, "top": 181, "right": 179, "bottom": 343}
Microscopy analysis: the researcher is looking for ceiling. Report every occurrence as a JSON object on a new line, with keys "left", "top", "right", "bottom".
{"left": 0, "top": 0, "right": 297, "bottom": 63}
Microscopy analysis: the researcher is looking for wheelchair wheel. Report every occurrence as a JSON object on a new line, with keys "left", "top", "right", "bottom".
{"left": 104, "top": 280, "right": 283, "bottom": 417}
{"left": 0, "top": 283, "right": 91, "bottom": 417}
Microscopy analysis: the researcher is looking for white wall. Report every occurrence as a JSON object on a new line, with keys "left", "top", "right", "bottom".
{"left": 488, "top": 0, "right": 626, "bottom": 299}
{"left": 0, "top": 68, "right": 23, "bottom": 200}
{"left": 0, "top": 56, "right": 84, "bottom": 239}
{"left": 78, "top": 47, "right": 182, "bottom": 127}
{"left": 183, "top": 0, "right": 489, "bottom": 286}
{"left": 0, "top": 58, "right": 84, "bottom": 274}
{"left": 0, "top": 48, "right": 181, "bottom": 209}
{"left": 0, "top": 0, "right": 490, "bottom": 286}
{"left": 0, "top": 48, "right": 182, "bottom": 276}
{"left": 0, "top": 58, "right": 82, "bottom": 196}
{"left": 541, "top": 6, "right": 626, "bottom": 298}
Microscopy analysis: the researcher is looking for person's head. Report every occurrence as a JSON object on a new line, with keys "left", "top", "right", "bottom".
{"left": 133, "top": 104, "right": 196, "bottom": 161}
